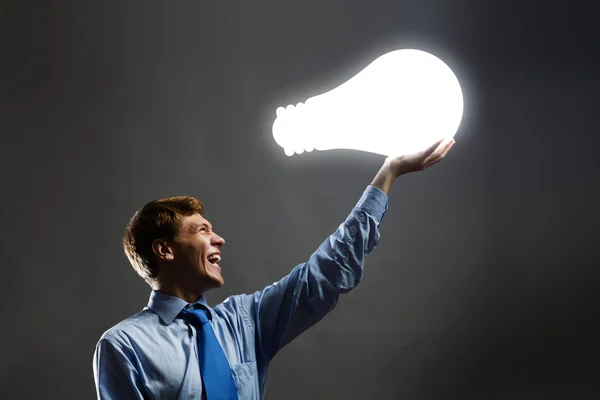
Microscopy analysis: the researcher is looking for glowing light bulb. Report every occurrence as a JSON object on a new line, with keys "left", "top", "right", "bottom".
{"left": 272, "top": 49, "right": 464, "bottom": 157}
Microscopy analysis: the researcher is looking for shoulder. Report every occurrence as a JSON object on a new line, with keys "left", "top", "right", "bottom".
{"left": 98, "top": 308, "right": 159, "bottom": 348}
{"left": 213, "top": 294, "right": 249, "bottom": 315}
{"left": 211, "top": 282, "right": 288, "bottom": 325}
{"left": 212, "top": 293, "right": 256, "bottom": 326}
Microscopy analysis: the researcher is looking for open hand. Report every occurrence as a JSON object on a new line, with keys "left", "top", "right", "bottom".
{"left": 385, "top": 138, "right": 455, "bottom": 177}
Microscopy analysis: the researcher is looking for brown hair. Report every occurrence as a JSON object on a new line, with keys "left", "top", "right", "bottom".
{"left": 123, "top": 196, "right": 204, "bottom": 285}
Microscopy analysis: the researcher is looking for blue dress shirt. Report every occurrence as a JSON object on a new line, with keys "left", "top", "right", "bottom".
{"left": 93, "top": 185, "right": 388, "bottom": 399}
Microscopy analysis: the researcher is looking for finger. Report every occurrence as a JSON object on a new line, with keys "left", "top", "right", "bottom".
{"left": 424, "top": 158, "right": 442, "bottom": 169}
{"left": 423, "top": 140, "right": 455, "bottom": 168}
{"left": 439, "top": 140, "right": 455, "bottom": 158}
{"left": 420, "top": 138, "right": 445, "bottom": 158}
{"left": 423, "top": 139, "right": 452, "bottom": 164}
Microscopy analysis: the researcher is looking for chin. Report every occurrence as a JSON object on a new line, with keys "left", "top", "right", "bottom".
{"left": 215, "top": 274, "right": 226, "bottom": 287}
{"left": 203, "top": 273, "right": 225, "bottom": 290}
{"left": 205, "top": 264, "right": 224, "bottom": 286}
{"left": 208, "top": 273, "right": 224, "bottom": 286}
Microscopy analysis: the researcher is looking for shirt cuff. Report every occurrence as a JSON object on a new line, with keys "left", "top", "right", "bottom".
{"left": 354, "top": 185, "right": 389, "bottom": 223}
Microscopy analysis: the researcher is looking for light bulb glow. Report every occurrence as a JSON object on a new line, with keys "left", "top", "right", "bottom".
{"left": 272, "top": 49, "right": 464, "bottom": 157}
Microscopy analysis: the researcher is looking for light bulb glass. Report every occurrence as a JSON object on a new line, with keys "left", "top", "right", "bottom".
{"left": 272, "top": 49, "right": 464, "bottom": 157}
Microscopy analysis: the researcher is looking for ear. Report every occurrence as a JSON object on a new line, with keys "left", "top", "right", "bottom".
{"left": 152, "top": 239, "right": 174, "bottom": 261}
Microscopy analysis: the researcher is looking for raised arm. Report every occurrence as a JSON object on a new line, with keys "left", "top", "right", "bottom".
{"left": 242, "top": 137, "right": 456, "bottom": 363}
{"left": 242, "top": 184, "right": 388, "bottom": 362}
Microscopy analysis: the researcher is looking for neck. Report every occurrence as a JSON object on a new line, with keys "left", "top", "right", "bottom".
{"left": 154, "top": 280, "right": 207, "bottom": 304}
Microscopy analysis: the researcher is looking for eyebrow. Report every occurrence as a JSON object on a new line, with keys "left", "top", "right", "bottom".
{"left": 189, "top": 223, "right": 211, "bottom": 231}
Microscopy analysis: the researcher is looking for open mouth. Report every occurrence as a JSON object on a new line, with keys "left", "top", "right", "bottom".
{"left": 207, "top": 254, "right": 221, "bottom": 265}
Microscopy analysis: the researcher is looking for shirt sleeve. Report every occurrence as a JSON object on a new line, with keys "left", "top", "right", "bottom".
{"left": 93, "top": 337, "right": 145, "bottom": 400}
{"left": 241, "top": 185, "right": 388, "bottom": 362}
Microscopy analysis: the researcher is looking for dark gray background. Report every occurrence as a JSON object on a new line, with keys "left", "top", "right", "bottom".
{"left": 2, "top": 1, "right": 599, "bottom": 399}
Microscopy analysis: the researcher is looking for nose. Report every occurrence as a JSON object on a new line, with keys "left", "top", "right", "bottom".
{"left": 212, "top": 233, "right": 225, "bottom": 247}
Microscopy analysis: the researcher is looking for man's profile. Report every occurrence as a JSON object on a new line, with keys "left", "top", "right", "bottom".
{"left": 93, "top": 138, "right": 455, "bottom": 399}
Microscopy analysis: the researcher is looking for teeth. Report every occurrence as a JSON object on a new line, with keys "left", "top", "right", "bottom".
{"left": 208, "top": 254, "right": 221, "bottom": 263}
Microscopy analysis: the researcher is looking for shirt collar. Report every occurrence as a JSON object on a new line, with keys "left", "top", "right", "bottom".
{"left": 147, "top": 290, "right": 212, "bottom": 325}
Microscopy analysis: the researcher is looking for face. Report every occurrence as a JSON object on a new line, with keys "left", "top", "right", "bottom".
{"left": 168, "top": 213, "right": 226, "bottom": 291}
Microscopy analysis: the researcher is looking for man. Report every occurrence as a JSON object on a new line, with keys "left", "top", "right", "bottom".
{"left": 93, "top": 138, "right": 455, "bottom": 399}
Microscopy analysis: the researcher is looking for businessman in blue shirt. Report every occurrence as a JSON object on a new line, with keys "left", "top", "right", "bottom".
{"left": 93, "top": 138, "right": 455, "bottom": 399}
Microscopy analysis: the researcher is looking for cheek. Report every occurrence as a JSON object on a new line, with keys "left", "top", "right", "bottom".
{"left": 181, "top": 245, "right": 204, "bottom": 262}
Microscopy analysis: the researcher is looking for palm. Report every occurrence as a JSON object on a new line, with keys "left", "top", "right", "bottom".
{"left": 386, "top": 138, "right": 455, "bottom": 176}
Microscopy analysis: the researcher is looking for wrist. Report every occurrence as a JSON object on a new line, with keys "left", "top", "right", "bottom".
{"left": 370, "top": 163, "right": 396, "bottom": 195}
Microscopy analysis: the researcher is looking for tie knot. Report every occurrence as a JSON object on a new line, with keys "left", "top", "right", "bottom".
{"left": 180, "top": 306, "right": 211, "bottom": 325}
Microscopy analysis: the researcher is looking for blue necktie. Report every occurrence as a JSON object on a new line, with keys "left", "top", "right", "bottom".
{"left": 180, "top": 306, "right": 239, "bottom": 400}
